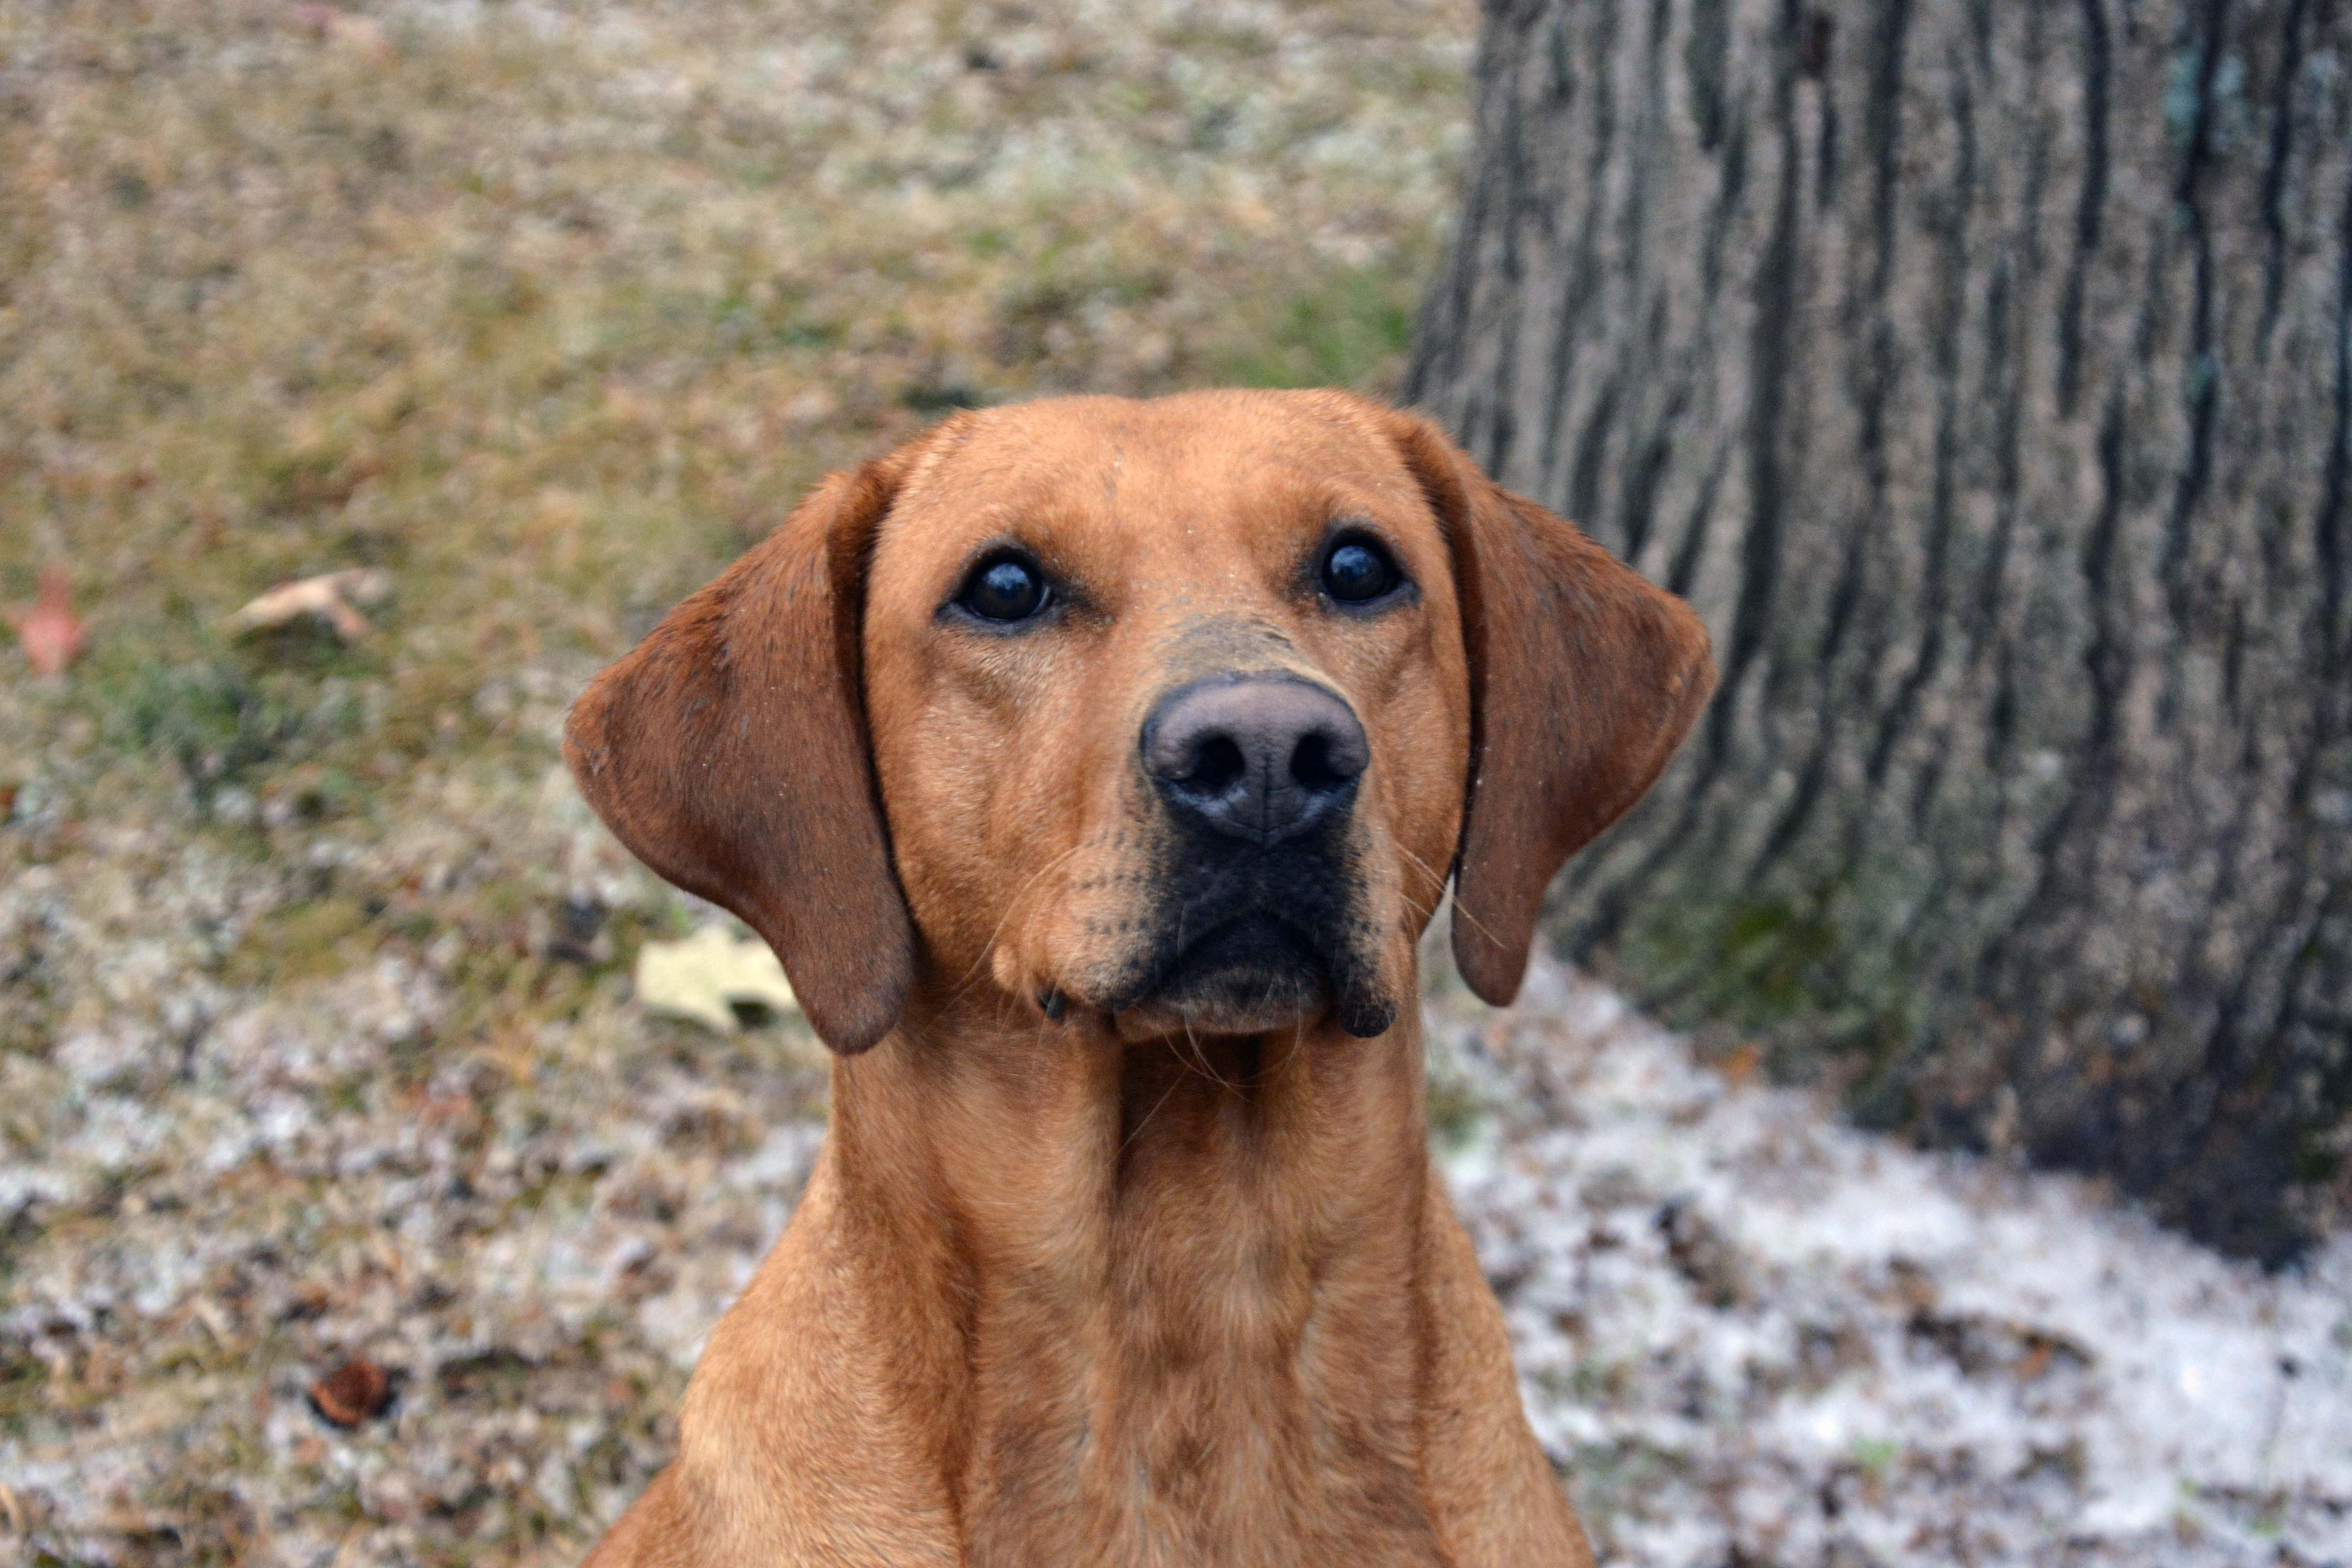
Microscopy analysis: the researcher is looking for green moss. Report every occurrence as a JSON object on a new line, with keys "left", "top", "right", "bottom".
{"left": 1618, "top": 873, "right": 1930, "bottom": 1120}
{"left": 0, "top": 1334, "right": 49, "bottom": 1436}
{"left": 97, "top": 657, "right": 317, "bottom": 803}
{"left": 1217, "top": 266, "right": 1419, "bottom": 391}
{"left": 225, "top": 897, "right": 375, "bottom": 984}
{"left": 1850, "top": 1435, "right": 1900, "bottom": 1478}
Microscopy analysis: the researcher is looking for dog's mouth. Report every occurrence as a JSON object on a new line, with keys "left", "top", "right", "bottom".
{"left": 1158, "top": 907, "right": 1326, "bottom": 1011}
{"left": 1101, "top": 898, "right": 1395, "bottom": 1041}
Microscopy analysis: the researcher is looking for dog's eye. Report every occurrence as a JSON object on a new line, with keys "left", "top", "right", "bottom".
{"left": 1320, "top": 535, "right": 1403, "bottom": 605}
{"left": 954, "top": 552, "right": 1050, "bottom": 623}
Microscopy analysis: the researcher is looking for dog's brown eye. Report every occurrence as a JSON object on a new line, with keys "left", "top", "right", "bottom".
{"left": 1321, "top": 536, "right": 1402, "bottom": 605}
{"left": 955, "top": 553, "right": 1049, "bottom": 623}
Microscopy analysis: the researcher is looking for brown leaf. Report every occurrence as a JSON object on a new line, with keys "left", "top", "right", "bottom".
{"left": 8, "top": 566, "right": 87, "bottom": 677}
{"left": 307, "top": 1355, "right": 394, "bottom": 1428}
{"left": 224, "top": 568, "right": 392, "bottom": 643}
{"left": 1716, "top": 1039, "right": 1764, "bottom": 1089}
{"left": 288, "top": 4, "right": 393, "bottom": 59}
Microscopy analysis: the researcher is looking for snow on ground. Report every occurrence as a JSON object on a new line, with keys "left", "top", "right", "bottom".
{"left": 7, "top": 863, "right": 2347, "bottom": 1565}
{"left": 1440, "top": 956, "right": 2352, "bottom": 1567}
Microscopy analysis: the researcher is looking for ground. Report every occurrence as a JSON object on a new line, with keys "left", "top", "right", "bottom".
{"left": 1, "top": 3, "right": 2346, "bottom": 1566}
{"left": 1430, "top": 957, "right": 2352, "bottom": 1568}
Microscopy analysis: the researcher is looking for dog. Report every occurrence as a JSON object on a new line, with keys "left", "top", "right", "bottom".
{"left": 562, "top": 389, "right": 1715, "bottom": 1566}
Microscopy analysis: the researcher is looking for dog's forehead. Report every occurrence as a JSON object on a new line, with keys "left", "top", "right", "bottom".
{"left": 882, "top": 392, "right": 1421, "bottom": 555}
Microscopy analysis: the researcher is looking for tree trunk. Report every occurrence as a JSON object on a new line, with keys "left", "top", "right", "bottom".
{"left": 1410, "top": 0, "right": 2352, "bottom": 1263}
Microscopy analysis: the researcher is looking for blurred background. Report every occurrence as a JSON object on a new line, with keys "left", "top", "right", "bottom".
{"left": 2, "top": 2, "right": 2347, "bottom": 1566}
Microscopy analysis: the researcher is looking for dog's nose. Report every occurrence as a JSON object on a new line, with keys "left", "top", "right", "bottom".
{"left": 1142, "top": 677, "right": 1369, "bottom": 844}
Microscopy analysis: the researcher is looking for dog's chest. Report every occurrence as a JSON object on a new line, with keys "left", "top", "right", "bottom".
{"left": 962, "top": 1398, "right": 1449, "bottom": 1568}
{"left": 956, "top": 1264, "right": 1448, "bottom": 1567}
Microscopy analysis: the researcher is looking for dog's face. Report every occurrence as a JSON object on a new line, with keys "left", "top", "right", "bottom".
{"left": 861, "top": 394, "right": 1469, "bottom": 1043}
{"left": 564, "top": 390, "right": 1713, "bottom": 1054}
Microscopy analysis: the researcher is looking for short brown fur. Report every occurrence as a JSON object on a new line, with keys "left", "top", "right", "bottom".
{"left": 564, "top": 390, "right": 1715, "bottom": 1567}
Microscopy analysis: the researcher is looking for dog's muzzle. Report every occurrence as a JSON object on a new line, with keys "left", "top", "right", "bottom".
{"left": 1120, "top": 673, "right": 1392, "bottom": 1037}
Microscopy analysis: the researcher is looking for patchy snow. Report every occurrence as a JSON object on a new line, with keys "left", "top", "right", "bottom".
{"left": 1434, "top": 956, "right": 2352, "bottom": 1567}
{"left": 7, "top": 870, "right": 2345, "bottom": 1567}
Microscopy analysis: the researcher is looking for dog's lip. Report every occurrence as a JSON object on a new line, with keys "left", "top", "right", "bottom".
{"left": 1166, "top": 906, "right": 1396, "bottom": 1038}
{"left": 1085, "top": 913, "right": 1396, "bottom": 1042}
{"left": 1177, "top": 904, "right": 1322, "bottom": 956}
{"left": 1137, "top": 903, "right": 1333, "bottom": 991}
{"left": 1079, "top": 902, "right": 1364, "bottom": 1027}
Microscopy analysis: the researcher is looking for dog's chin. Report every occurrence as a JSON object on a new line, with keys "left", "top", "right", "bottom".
{"left": 1106, "top": 912, "right": 1396, "bottom": 1043}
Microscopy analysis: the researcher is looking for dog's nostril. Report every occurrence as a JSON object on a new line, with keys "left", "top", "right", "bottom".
{"left": 1291, "top": 717, "right": 1369, "bottom": 795}
{"left": 1186, "top": 735, "right": 1248, "bottom": 795}
{"left": 1290, "top": 732, "right": 1346, "bottom": 792}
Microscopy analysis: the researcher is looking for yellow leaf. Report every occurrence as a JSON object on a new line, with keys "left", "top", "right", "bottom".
{"left": 633, "top": 924, "right": 798, "bottom": 1035}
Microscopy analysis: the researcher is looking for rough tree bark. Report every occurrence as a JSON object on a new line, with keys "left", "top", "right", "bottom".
{"left": 1410, "top": 0, "right": 2352, "bottom": 1263}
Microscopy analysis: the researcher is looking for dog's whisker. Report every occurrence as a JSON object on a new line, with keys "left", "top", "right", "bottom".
{"left": 1241, "top": 999, "right": 1307, "bottom": 1088}
{"left": 951, "top": 842, "right": 1085, "bottom": 1003}
{"left": 1177, "top": 1017, "right": 1237, "bottom": 1092}
{"left": 1398, "top": 845, "right": 1504, "bottom": 949}
{"left": 1271, "top": 1017, "right": 1310, "bottom": 1082}
{"left": 1253, "top": 971, "right": 1289, "bottom": 1070}
{"left": 1446, "top": 894, "right": 1505, "bottom": 951}
{"left": 1118, "top": 1074, "right": 1183, "bottom": 1160}
{"left": 1396, "top": 844, "right": 1451, "bottom": 892}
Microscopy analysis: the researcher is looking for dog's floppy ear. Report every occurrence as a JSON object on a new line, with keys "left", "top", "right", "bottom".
{"left": 1386, "top": 413, "right": 1716, "bottom": 1007}
{"left": 563, "top": 453, "right": 917, "bottom": 1054}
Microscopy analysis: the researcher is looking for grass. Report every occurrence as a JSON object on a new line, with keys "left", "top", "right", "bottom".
{"left": 1218, "top": 265, "right": 1423, "bottom": 390}
{"left": 3, "top": 0, "right": 1468, "bottom": 838}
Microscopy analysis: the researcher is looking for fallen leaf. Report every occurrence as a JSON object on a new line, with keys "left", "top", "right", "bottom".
{"left": 634, "top": 923, "right": 799, "bottom": 1035}
{"left": 1717, "top": 1040, "right": 1764, "bottom": 1089}
{"left": 224, "top": 568, "right": 392, "bottom": 642}
{"left": 306, "top": 1355, "right": 393, "bottom": 1427}
{"left": 8, "top": 566, "right": 87, "bottom": 677}
{"left": 282, "top": 1280, "right": 332, "bottom": 1321}
{"left": 289, "top": 3, "right": 393, "bottom": 59}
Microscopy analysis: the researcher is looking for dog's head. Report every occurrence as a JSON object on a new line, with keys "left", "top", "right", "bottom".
{"left": 564, "top": 391, "right": 1714, "bottom": 1054}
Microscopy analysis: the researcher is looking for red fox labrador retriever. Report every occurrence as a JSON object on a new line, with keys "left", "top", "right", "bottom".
{"left": 563, "top": 389, "right": 1714, "bottom": 1566}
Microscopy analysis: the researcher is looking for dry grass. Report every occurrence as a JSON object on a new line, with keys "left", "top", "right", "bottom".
{"left": 0, "top": 2, "right": 1470, "bottom": 1562}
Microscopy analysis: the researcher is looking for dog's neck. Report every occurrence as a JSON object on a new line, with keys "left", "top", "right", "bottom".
{"left": 821, "top": 979, "right": 1443, "bottom": 1554}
